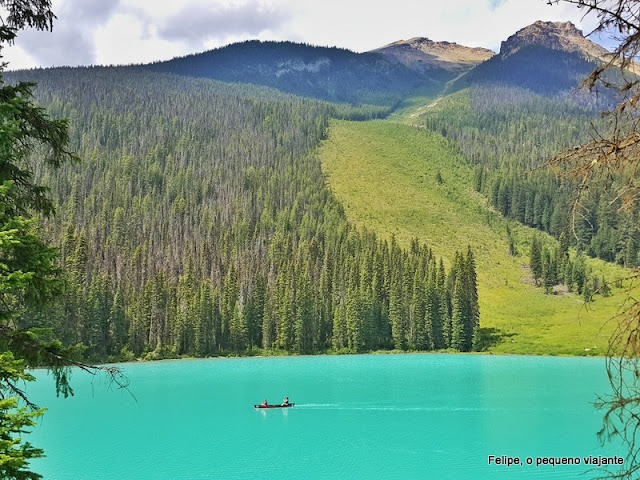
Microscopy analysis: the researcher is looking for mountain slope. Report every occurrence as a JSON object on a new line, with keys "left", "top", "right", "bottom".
{"left": 319, "top": 119, "right": 626, "bottom": 355}
{"left": 453, "top": 21, "right": 611, "bottom": 97}
{"left": 11, "top": 21, "right": 632, "bottom": 358}
{"left": 143, "top": 40, "right": 434, "bottom": 107}
{"left": 6, "top": 66, "right": 480, "bottom": 358}
{"left": 371, "top": 37, "right": 494, "bottom": 77}
{"left": 404, "top": 22, "right": 639, "bottom": 267}
{"left": 499, "top": 21, "right": 609, "bottom": 60}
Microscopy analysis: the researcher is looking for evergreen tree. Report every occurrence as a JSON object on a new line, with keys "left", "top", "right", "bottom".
{"left": 194, "top": 284, "right": 213, "bottom": 356}
{"left": 573, "top": 254, "right": 587, "bottom": 294}
{"left": 345, "top": 263, "right": 364, "bottom": 352}
{"left": 389, "top": 270, "right": 406, "bottom": 350}
{"left": 229, "top": 303, "right": 248, "bottom": 352}
{"left": 450, "top": 277, "right": 466, "bottom": 351}
{"left": 0, "top": 4, "right": 126, "bottom": 478}
{"left": 109, "top": 291, "right": 127, "bottom": 355}
{"left": 530, "top": 235, "right": 543, "bottom": 285}
{"left": 463, "top": 247, "right": 480, "bottom": 350}
{"left": 411, "top": 269, "right": 427, "bottom": 350}
{"left": 542, "top": 247, "right": 554, "bottom": 294}
{"left": 276, "top": 274, "right": 294, "bottom": 351}
{"left": 221, "top": 267, "right": 239, "bottom": 350}
{"left": 294, "top": 270, "right": 314, "bottom": 354}
{"left": 433, "top": 258, "right": 448, "bottom": 349}
{"left": 332, "top": 304, "right": 347, "bottom": 350}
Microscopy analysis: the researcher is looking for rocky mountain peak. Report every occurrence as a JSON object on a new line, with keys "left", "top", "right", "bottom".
{"left": 499, "top": 20, "right": 609, "bottom": 59}
{"left": 371, "top": 37, "right": 494, "bottom": 74}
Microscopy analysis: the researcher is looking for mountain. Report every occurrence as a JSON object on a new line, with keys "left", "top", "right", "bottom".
{"left": 371, "top": 37, "right": 494, "bottom": 76}
{"left": 407, "top": 20, "right": 638, "bottom": 268}
{"left": 7, "top": 20, "right": 632, "bottom": 358}
{"left": 454, "top": 21, "right": 610, "bottom": 96}
{"left": 499, "top": 20, "right": 609, "bottom": 60}
{"left": 317, "top": 21, "right": 630, "bottom": 355}
{"left": 143, "top": 40, "right": 432, "bottom": 108}
{"left": 6, "top": 65, "right": 476, "bottom": 359}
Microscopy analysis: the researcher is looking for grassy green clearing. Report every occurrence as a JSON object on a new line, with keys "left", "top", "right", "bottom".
{"left": 319, "top": 118, "right": 629, "bottom": 355}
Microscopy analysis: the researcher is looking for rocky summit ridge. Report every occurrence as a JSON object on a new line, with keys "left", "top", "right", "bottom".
{"left": 371, "top": 37, "right": 495, "bottom": 74}
{"left": 498, "top": 20, "right": 609, "bottom": 59}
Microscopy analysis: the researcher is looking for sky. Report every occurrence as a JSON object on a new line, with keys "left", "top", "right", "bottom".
{"left": 2, "top": 0, "right": 617, "bottom": 69}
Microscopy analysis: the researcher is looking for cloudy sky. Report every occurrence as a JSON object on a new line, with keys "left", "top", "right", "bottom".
{"left": 3, "top": 0, "right": 615, "bottom": 69}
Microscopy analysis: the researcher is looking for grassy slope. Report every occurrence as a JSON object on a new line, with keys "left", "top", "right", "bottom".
{"left": 319, "top": 118, "right": 628, "bottom": 355}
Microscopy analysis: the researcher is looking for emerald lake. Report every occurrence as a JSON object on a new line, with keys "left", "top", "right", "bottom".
{"left": 26, "top": 354, "right": 622, "bottom": 479}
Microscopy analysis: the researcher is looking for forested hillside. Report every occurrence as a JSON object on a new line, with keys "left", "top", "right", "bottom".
{"left": 6, "top": 67, "right": 479, "bottom": 360}
{"left": 144, "top": 40, "right": 432, "bottom": 110}
{"left": 453, "top": 46, "right": 598, "bottom": 95}
{"left": 410, "top": 31, "right": 639, "bottom": 268}
{"left": 319, "top": 119, "right": 624, "bottom": 355}
{"left": 415, "top": 87, "right": 639, "bottom": 267}
{"left": 8, "top": 20, "right": 633, "bottom": 360}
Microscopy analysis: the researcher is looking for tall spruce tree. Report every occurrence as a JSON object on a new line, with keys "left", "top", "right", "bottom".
{"left": 530, "top": 235, "right": 543, "bottom": 285}
{"left": 0, "top": 2, "right": 125, "bottom": 478}
{"left": 294, "top": 269, "right": 314, "bottom": 354}
{"left": 464, "top": 247, "right": 480, "bottom": 351}
{"left": 450, "top": 277, "right": 466, "bottom": 351}
{"left": 389, "top": 270, "right": 406, "bottom": 350}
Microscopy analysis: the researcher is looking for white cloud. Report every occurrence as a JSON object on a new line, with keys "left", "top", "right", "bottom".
{"left": 93, "top": 13, "right": 183, "bottom": 66}
{"left": 3, "top": 45, "right": 37, "bottom": 70}
{"left": 5, "top": 0, "right": 118, "bottom": 67}
{"left": 157, "top": 1, "right": 290, "bottom": 49}
{"left": 281, "top": 0, "right": 595, "bottom": 53}
{"left": 1, "top": 0, "right": 615, "bottom": 69}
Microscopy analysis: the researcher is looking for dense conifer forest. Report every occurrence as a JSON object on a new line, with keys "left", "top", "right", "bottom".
{"left": 144, "top": 40, "right": 433, "bottom": 108}
{"left": 10, "top": 36, "right": 634, "bottom": 362}
{"left": 417, "top": 84, "right": 640, "bottom": 268}
{"left": 452, "top": 46, "right": 599, "bottom": 95}
{"left": 7, "top": 67, "right": 479, "bottom": 360}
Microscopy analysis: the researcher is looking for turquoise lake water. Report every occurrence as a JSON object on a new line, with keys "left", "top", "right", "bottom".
{"left": 26, "top": 354, "right": 623, "bottom": 479}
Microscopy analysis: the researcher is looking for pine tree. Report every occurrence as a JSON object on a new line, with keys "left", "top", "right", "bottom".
{"left": 389, "top": 270, "right": 406, "bottom": 350}
{"left": 573, "top": 254, "right": 587, "bottom": 294}
{"left": 542, "top": 248, "right": 554, "bottom": 294}
{"left": 411, "top": 269, "right": 426, "bottom": 350}
{"left": 530, "top": 235, "right": 543, "bottom": 285}
{"left": 318, "top": 252, "right": 333, "bottom": 349}
{"left": 345, "top": 262, "right": 364, "bottom": 352}
{"left": 423, "top": 307, "right": 434, "bottom": 351}
{"left": 294, "top": 270, "right": 314, "bottom": 354}
{"left": 245, "top": 276, "right": 265, "bottom": 350}
{"left": 261, "top": 290, "right": 276, "bottom": 350}
{"left": 332, "top": 304, "right": 347, "bottom": 350}
{"left": 229, "top": 302, "right": 248, "bottom": 352}
{"left": 148, "top": 273, "right": 168, "bottom": 352}
{"left": 464, "top": 247, "right": 480, "bottom": 350}
{"left": 194, "top": 284, "right": 213, "bottom": 356}
{"left": 558, "top": 231, "right": 569, "bottom": 267}
{"left": 276, "top": 274, "right": 294, "bottom": 351}
{"left": 450, "top": 277, "right": 466, "bottom": 351}
{"left": 212, "top": 289, "right": 223, "bottom": 352}
{"left": 109, "top": 291, "right": 127, "bottom": 355}
{"left": 221, "top": 267, "right": 239, "bottom": 350}
{"left": 431, "top": 258, "right": 447, "bottom": 349}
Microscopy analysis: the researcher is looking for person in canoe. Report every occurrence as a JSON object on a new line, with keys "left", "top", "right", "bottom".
{"left": 282, "top": 396, "right": 289, "bottom": 406}
{"left": 261, "top": 399, "right": 268, "bottom": 407}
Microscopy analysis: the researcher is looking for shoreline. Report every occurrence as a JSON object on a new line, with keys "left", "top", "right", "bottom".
{"left": 89, "top": 348, "right": 608, "bottom": 368}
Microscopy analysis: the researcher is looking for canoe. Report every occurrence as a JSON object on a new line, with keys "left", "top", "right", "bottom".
{"left": 254, "top": 403, "right": 295, "bottom": 409}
